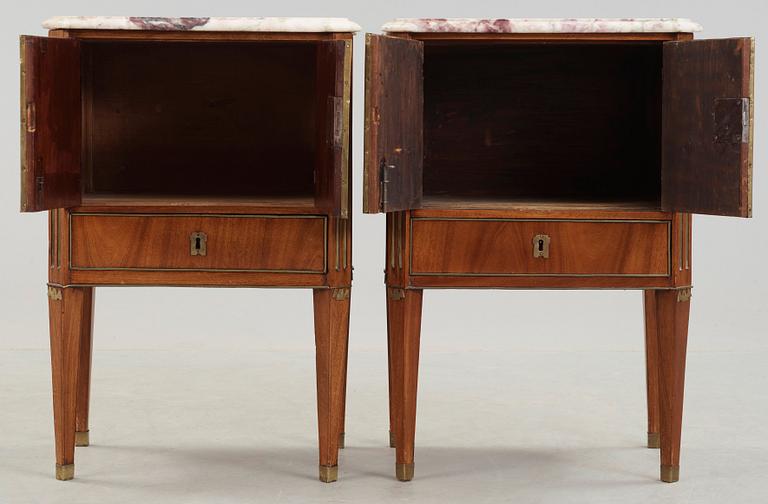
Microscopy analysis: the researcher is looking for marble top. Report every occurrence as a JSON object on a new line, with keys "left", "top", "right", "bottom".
{"left": 42, "top": 16, "right": 361, "bottom": 33}
{"left": 382, "top": 18, "right": 702, "bottom": 34}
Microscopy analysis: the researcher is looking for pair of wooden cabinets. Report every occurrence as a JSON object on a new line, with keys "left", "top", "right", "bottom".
{"left": 20, "top": 17, "right": 754, "bottom": 485}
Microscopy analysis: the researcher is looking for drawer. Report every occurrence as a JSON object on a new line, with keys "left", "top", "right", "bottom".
{"left": 410, "top": 218, "right": 670, "bottom": 277}
{"left": 70, "top": 213, "right": 327, "bottom": 273}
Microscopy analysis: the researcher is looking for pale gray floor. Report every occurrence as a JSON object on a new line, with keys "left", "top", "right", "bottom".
{"left": 2, "top": 340, "right": 768, "bottom": 503}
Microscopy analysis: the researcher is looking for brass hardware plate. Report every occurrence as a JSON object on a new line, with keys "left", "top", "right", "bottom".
{"left": 332, "top": 288, "right": 350, "bottom": 301}
{"left": 532, "top": 234, "right": 550, "bottom": 259}
{"left": 677, "top": 287, "right": 692, "bottom": 302}
{"left": 189, "top": 232, "right": 207, "bottom": 256}
{"left": 47, "top": 286, "right": 62, "bottom": 300}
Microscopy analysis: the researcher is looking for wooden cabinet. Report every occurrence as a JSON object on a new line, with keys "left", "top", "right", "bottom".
{"left": 21, "top": 16, "right": 358, "bottom": 483}
{"left": 365, "top": 18, "right": 754, "bottom": 483}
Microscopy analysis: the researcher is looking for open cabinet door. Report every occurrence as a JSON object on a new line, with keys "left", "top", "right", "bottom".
{"left": 662, "top": 38, "right": 754, "bottom": 217}
{"left": 20, "top": 35, "right": 81, "bottom": 212}
{"left": 315, "top": 40, "right": 352, "bottom": 217}
{"left": 363, "top": 34, "right": 423, "bottom": 213}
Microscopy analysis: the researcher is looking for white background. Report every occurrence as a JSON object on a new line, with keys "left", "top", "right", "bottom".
{"left": 1, "top": 1, "right": 766, "bottom": 503}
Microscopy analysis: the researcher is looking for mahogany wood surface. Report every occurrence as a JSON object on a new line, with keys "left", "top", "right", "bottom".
{"left": 377, "top": 31, "right": 708, "bottom": 483}
{"left": 48, "top": 286, "right": 88, "bottom": 479}
{"left": 363, "top": 34, "right": 423, "bottom": 213}
{"left": 69, "top": 214, "right": 327, "bottom": 273}
{"left": 20, "top": 36, "right": 81, "bottom": 211}
{"left": 313, "top": 288, "right": 351, "bottom": 478}
{"left": 387, "top": 288, "right": 423, "bottom": 480}
{"left": 30, "top": 27, "right": 355, "bottom": 482}
{"left": 74, "top": 288, "right": 94, "bottom": 440}
{"left": 662, "top": 37, "right": 754, "bottom": 217}
{"left": 410, "top": 219, "right": 670, "bottom": 277}
{"left": 653, "top": 289, "right": 691, "bottom": 482}
{"left": 644, "top": 290, "right": 661, "bottom": 448}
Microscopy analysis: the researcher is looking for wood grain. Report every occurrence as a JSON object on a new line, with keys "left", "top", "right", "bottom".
{"left": 644, "top": 290, "right": 660, "bottom": 447}
{"left": 410, "top": 219, "right": 670, "bottom": 276}
{"left": 654, "top": 288, "right": 691, "bottom": 481}
{"left": 314, "top": 40, "right": 351, "bottom": 217}
{"left": 313, "top": 288, "right": 351, "bottom": 474}
{"left": 75, "top": 288, "right": 95, "bottom": 438}
{"left": 387, "top": 288, "right": 423, "bottom": 479}
{"left": 69, "top": 214, "right": 326, "bottom": 273}
{"left": 662, "top": 37, "right": 754, "bottom": 217}
{"left": 20, "top": 36, "right": 81, "bottom": 212}
{"left": 48, "top": 286, "right": 88, "bottom": 478}
{"left": 364, "top": 34, "right": 424, "bottom": 213}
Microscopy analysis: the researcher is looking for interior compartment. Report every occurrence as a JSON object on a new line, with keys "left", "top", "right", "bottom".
{"left": 82, "top": 41, "right": 324, "bottom": 206}
{"left": 422, "top": 42, "right": 663, "bottom": 209}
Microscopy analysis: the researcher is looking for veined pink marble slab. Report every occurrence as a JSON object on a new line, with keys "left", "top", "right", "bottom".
{"left": 42, "top": 16, "right": 360, "bottom": 33}
{"left": 382, "top": 18, "right": 702, "bottom": 34}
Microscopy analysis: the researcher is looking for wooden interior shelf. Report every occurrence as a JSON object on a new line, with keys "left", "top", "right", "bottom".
{"left": 420, "top": 195, "right": 662, "bottom": 211}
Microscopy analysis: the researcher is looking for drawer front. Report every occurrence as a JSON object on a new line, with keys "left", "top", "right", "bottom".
{"left": 70, "top": 213, "right": 326, "bottom": 273}
{"left": 410, "top": 218, "right": 670, "bottom": 277}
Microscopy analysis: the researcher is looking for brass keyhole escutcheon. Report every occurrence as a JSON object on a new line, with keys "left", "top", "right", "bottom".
{"left": 190, "top": 232, "right": 207, "bottom": 256}
{"left": 532, "top": 234, "right": 550, "bottom": 259}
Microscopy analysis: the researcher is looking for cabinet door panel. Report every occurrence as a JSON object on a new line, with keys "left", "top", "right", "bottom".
{"left": 20, "top": 35, "right": 81, "bottom": 212}
{"left": 363, "top": 34, "right": 423, "bottom": 213}
{"left": 315, "top": 40, "right": 352, "bottom": 217}
{"left": 662, "top": 37, "right": 754, "bottom": 217}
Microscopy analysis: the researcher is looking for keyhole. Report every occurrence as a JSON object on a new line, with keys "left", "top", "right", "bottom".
{"left": 195, "top": 237, "right": 202, "bottom": 251}
{"left": 538, "top": 239, "right": 544, "bottom": 252}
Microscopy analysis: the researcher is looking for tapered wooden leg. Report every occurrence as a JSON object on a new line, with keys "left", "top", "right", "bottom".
{"left": 338, "top": 296, "right": 350, "bottom": 451}
{"left": 313, "top": 287, "right": 350, "bottom": 483}
{"left": 387, "top": 289, "right": 396, "bottom": 448}
{"left": 655, "top": 288, "right": 691, "bottom": 483}
{"left": 644, "top": 290, "right": 660, "bottom": 449}
{"left": 75, "top": 288, "right": 95, "bottom": 447}
{"left": 48, "top": 286, "right": 88, "bottom": 480}
{"left": 388, "top": 287, "right": 423, "bottom": 482}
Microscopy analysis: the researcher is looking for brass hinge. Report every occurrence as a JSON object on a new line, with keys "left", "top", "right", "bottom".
{"left": 389, "top": 288, "right": 406, "bottom": 301}
{"left": 676, "top": 287, "right": 692, "bottom": 302}
{"left": 332, "top": 287, "right": 350, "bottom": 301}
{"left": 47, "top": 286, "right": 62, "bottom": 300}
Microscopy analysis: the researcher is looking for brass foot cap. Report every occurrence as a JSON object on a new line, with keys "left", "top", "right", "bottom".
{"left": 661, "top": 465, "right": 680, "bottom": 483}
{"left": 396, "top": 463, "right": 414, "bottom": 482}
{"left": 319, "top": 464, "right": 338, "bottom": 483}
{"left": 338, "top": 432, "right": 345, "bottom": 449}
{"left": 75, "top": 430, "right": 90, "bottom": 447}
{"left": 389, "top": 430, "right": 396, "bottom": 448}
{"left": 56, "top": 464, "right": 74, "bottom": 481}
{"left": 647, "top": 432, "right": 660, "bottom": 449}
